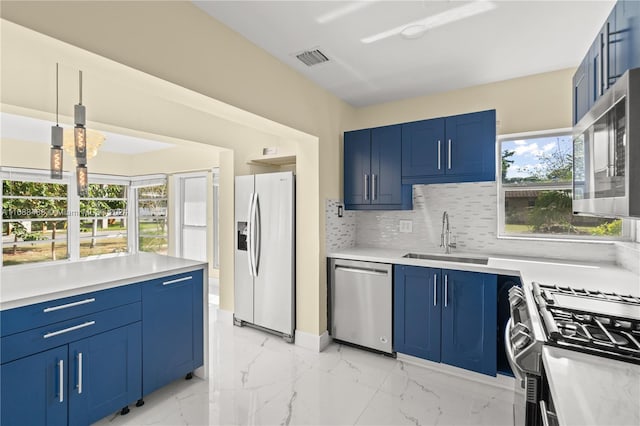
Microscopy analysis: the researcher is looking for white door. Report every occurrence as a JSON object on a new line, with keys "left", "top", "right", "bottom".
{"left": 180, "top": 174, "right": 207, "bottom": 262}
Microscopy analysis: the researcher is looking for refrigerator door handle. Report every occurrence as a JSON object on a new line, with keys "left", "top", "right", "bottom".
{"left": 254, "top": 193, "right": 261, "bottom": 276}
{"left": 247, "top": 192, "right": 256, "bottom": 277}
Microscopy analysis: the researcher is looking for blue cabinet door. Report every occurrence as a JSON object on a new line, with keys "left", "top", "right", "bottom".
{"left": 574, "top": 54, "right": 590, "bottom": 125}
{"left": 441, "top": 270, "right": 497, "bottom": 376}
{"left": 401, "top": 118, "right": 446, "bottom": 180}
{"left": 617, "top": 0, "right": 640, "bottom": 75}
{"left": 0, "top": 345, "right": 68, "bottom": 426}
{"left": 344, "top": 129, "right": 371, "bottom": 206}
{"left": 142, "top": 270, "right": 203, "bottom": 396}
{"left": 393, "top": 265, "right": 441, "bottom": 362}
{"left": 371, "top": 125, "right": 402, "bottom": 205}
{"left": 68, "top": 322, "right": 142, "bottom": 425}
{"left": 444, "top": 110, "right": 496, "bottom": 182}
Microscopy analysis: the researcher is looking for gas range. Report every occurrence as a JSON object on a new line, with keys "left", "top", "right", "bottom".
{"left": 532, "top": 282, "right": 640, "bottom": 365}
{"left": 506, "top": 281, "right": 640, "bottom": 426}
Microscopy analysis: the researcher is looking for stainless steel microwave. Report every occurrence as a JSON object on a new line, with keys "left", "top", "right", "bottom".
{"left": 573, "top": 67, "right": 640, "bottom": 218}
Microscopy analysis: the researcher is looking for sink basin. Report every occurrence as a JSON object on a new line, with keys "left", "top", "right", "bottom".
{"left": 402, "top": 252, "right": 489, "bottom": 265}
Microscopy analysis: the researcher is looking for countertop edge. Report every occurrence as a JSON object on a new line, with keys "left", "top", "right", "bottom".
{"left": 1, "top": 255, "right": 208, "bottom": 311}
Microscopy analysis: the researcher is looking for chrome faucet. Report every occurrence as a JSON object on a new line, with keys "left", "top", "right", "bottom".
{"left": 440, "top": 211, "right": 456, "bottom": 254}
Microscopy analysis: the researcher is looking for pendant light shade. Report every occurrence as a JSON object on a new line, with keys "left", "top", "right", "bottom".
{"left": 50, "top": 63, "right": 64, "bottom": 179}
{"left": 76, "top": 164, "right": 88, "bottom": 197}
{"left": 74, "top": 71, "right": 87, "bottom": 165}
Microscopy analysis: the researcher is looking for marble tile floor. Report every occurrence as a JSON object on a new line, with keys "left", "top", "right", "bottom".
{"left": 94, "top": 303, "right": 515, "bottom": 426}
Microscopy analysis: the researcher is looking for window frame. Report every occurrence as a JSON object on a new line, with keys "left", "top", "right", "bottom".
{"left": 1, "top": 168, "right": 71, "bottom": 267}
{"left": 497, "top": 129, "right": 632, "bottom": 242}
{"left": 132, "top": 175, "right": 168, "bottom": 255}
{"left": 78, "top": 175, "right": 132, "bottom": 260}
{"left": 1, "top": 167, "right": 168, "bottom": 269}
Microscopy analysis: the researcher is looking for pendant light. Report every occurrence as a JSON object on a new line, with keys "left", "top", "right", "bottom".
{"left": 50, "top": 63, "right": 63, "bottom": 179}
{"left": 74, "top": 70, "right": 89, "bottom": 197}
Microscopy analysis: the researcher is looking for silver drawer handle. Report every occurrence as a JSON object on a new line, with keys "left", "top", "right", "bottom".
{"left": 162, "top": 276, "right": 192, "bottom": 286}
{"left": 44, "top": 321, "right": 96, "bottom": 339}
{"left": 77, "top": 352, "right": 83, "bottom": 394}
{"left": 335, "top": 266, "right": 388, "bottom": 276}
{"left": 433, "top": 274, "right": 437, "bottom": 307}
{"left": 58, "top": 359, "right": 64, "bottom": 403}
{"left": 43, "top": 298, "right": 96, "bottom": 313}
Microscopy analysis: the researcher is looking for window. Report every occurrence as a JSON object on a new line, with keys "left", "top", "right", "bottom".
{"left": 137, "top": 182, "right": 168, "bottom": 255}
{"left": 499, "top": 131, "right": 621, "bottom": 238}
{"left": 1, "top": 169, "right": 168, "bottom": 268}
{"left": 2, "top": 175, "right": 69, "bottom": 266}
{"left": 79, "top": 182, "right": 129, "bottom": 257}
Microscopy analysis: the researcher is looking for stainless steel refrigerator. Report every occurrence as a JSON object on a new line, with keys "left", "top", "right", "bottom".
{"left": 234, "top": 171, "right": 295, "bottom": 341}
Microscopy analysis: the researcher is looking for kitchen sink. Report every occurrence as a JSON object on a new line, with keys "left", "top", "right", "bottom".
{"left": 402, "top": 252, "right": 489, "bottom": 265}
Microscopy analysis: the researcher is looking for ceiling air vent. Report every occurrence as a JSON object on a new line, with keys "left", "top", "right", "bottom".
{"left": 295, "top": 49, "right": 329, "bottom": 67}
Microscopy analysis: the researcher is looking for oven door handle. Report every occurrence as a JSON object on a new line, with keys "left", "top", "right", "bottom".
{"left": 505, "top": 318, "right": 524, "bottom": 383}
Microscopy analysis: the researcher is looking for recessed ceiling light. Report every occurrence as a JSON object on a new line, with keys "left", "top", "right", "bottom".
{"left": 400, "top": 24, "right": 427, "bottom": 40}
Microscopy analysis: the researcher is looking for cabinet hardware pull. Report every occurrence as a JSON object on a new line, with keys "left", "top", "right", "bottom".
{"left": 77, "top": 352, "right": 83, "bottom": 394}
{"left": 437, "top": 140, "right": 441, "bottom": 170}
{"left": 433, "top": 274, "right": 437, "bottom": 307}
{"left": 447, "top": 139, "right": 452, "bottom": 170}
{"left": 44, "top": 321, "right": 96, "bottom": 339}
{"left": 364, "top": 174, "right": 369, "bottom": 201}
{"left": 43, "top": 298, "right": 96, "bottom": 313}
{"left": 58, "top": 359, "right": 64, "bottom": 403}
{"left": 444, "top": 274, "right": 448, "bottom": 307}
{"left": 335, "top": 266, "right": 388, "bottom": 276}
{"left": 162, "top": 276, "right": 192, "bottom": 286}
{"left": 372, "top": 174, "right": 377, "bottom": 201}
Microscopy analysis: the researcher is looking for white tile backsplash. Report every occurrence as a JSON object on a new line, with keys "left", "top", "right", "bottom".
{"left": 325, "top": 199, "right": 356, "bottom": 251}
{"left": 354, "top": 182, "right": 618, "bottom": 264}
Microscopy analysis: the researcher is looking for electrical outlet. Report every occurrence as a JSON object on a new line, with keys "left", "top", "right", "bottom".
{"left": 399, "top": 220, "right": 412, "bottom": 233}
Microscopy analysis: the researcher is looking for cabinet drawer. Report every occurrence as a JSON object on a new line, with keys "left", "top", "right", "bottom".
{"left": 141, "top": 270, "right": 202, "bottom": 295}
{"left": 1, "top": 302, "right": 141, "bottom": 364}
{"left": 1, "top": 284, "right": 141, "bottom": 337}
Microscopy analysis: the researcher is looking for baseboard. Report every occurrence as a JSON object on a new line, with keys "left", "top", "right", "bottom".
{"left": 215, "top": 308, "right": 234, "bottom": 325}
{"left": 295, "top": 329, "right": 332, "bottom": 352}
{"left": 396, "top": 353, "right": 515, "bottom": 391}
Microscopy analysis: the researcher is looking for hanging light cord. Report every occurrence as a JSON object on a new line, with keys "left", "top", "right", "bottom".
{"left": 79, "top": 70, "right": 83, "bottom": 105}
{"left": 55, "top": 63, "right": 59, "bottom": 126}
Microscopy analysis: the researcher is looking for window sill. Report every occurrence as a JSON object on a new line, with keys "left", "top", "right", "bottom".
{"left": 497, "top": 234, "right": 621, "bottom": 245}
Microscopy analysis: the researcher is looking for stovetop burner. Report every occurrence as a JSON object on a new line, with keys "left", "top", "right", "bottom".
{"left": 533, "top": 282, "right": 640, "bottom": 365}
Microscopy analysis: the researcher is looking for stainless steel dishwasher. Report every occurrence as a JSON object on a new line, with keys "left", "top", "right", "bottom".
{"left": 329, "top": 258, "right": 392, "bottom": 354}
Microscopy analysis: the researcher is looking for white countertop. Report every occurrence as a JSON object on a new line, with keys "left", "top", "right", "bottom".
{"left": 329, "top": 246, "right": 640, "bottom": 426}
{"left": 543, "top": 346, "right": 640, "bottom": 426}
{"left": 328, "top": 247, "right": 640, "bottom": 296}
{"left": 0, "top": 253, "right": 207, "bottom": 310}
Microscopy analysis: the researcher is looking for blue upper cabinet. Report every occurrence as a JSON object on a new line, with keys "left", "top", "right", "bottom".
{"left": 344, "top": 125, "right": 412, "bottom": 210}
{"left": 371, "top": 125, "right": 403, "bottom": 205}
{"left": 615, "top": 0, "right": 640, "bottom": 78}
{"left": 401, "top": 118, "right": 446, "bottom": 178}
{"left": 574, "top": 55, "right": 590, "bottom": 126}
{"left": 401, "top": 110, "right": 496, "bottom": 185}
{"left": 394, "top": 265, "right": 441, "bottom": 362}
{"left": 344, "top": 129, "right": 371, "bottom": 206}
{"left": 574, "top": 0, "right": 640, "bottom": 124}
{"left": 440, "top": 269, "right": 497, "bottom": 377}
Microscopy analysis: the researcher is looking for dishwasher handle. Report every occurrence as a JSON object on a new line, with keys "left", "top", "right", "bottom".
{"left": 334, "top": 265, "right": 389, "bottom": 276}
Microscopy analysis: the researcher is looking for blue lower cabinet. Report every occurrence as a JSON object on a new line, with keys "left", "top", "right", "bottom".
{"left": 440, "top": 270, "right": 497, "bottom": 376}
{"left": 394, "top": 265, "right": 441, "bottom": 361}
{"left": 142, "top": 270, "right": 204, "bottom": 396}
{"left": 0, "top": 345, "right": 68, "bottom": 426}
{"left": 68, "top": 323, "right": 142, "bottom": 425}
{"left": 394, "top": 266, "right": 498, "bottom": 376}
